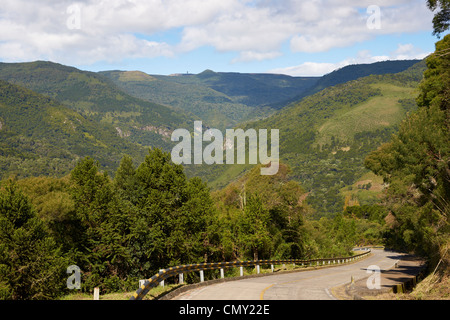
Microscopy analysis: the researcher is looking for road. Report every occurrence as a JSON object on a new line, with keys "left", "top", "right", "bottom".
{"left": 171, "top": 249, "right": 404, "bottom": 300}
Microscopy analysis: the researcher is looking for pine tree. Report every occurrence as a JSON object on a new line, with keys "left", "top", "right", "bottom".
{"left": 0, "top": 181, "right": 67, "bottom": 299}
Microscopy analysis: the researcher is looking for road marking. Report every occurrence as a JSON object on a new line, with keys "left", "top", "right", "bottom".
{"left": 259, "top": 252, "right": 388, "bottom": 300}
{"left": 259, "top": 284, "right": 275, "bottom": 300}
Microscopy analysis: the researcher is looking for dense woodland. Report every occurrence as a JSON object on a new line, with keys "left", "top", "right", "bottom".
{"left": 0, "top": 149, "right": 374, "bottom": 299}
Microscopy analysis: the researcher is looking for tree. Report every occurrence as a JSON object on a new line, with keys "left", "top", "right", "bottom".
{"left": 121, "top": 148, "right": 217, "bottom": 277}
{"left": 70, "top": 157, "right": 134, "bottom": 292}
{"left": 113, "top": 155, "right": 138, "bottom": 203}
{"left": 0, "top": 181, "right": 67, "bottom": 299}
{"left": 211, "top": 163, "right": 311, "bottom": 260}
{"left": 238, "top": 193, "right": 271, "bottom": 260}
{"left": 365, "top": 35, "right": 450, "bottom": 265}
{"left": 427, "top": 0, "right": 450, "bottom": 37}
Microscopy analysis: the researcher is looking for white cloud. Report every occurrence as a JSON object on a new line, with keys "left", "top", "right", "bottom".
{"left": 232, "top": 51, "right": 283, "bottom": 63}
{"left": 390, "top": 43, "right": 429, "bottom": 60}
{"left": 0, "top": 0, "right": 434, "bottom": 65}
{"left": 178, "top": 3, "right": 298, "bottom": 54}
{"left": 288, "top": 0, "right": 432, "bottom": 54}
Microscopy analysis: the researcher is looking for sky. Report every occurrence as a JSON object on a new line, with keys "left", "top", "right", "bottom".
{"left": 0, "top": 0, "right": 444, "bottom": 77}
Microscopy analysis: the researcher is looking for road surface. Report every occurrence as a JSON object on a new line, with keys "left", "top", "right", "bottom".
{"left": 171, "top": 249, "right": 404, "bottom": 300}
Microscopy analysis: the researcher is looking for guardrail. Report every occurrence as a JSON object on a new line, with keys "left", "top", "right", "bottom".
{"left": 130, "top": 248, "right": 371, "bottom": 300}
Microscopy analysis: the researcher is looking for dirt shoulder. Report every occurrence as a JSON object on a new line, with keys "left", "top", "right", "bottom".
{"left": 332, "top": 252, "right": 427, "bottom": 300}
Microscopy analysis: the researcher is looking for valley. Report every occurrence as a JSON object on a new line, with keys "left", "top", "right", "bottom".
{"left": 0, "top": 52, "right": 447, "bottom": 300}
{"left": 0, "top": 59, "right": 424, "bottom": 216}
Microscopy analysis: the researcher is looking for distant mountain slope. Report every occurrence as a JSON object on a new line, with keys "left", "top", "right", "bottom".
{"left": 0, "top": 79, "right": 147, "bottom": 179}
{"left": 0, "top": 61, "right": 194, "bottom": 150}
{"left": 0, "top": 58, "right": 427, "bottom": 215}
{"left": 187, "top": 70, "right": 318, "bottom": 107}
{"left": 272, "top": 59, "right": 422, "bottom": 109}
{"left": 312, "top": 59, "right": 422, "bottom": 93}
{"left": 188, "top": 61, "right": 426, "bottom": 217}
{"left": 102, "top": 60, "right": 422, "bottom": 131}
{"left": 101, "top": 69, "right": 319, "bottom": 129}
{"left": 100, "top": 70, "right": 253, "bottom": 130}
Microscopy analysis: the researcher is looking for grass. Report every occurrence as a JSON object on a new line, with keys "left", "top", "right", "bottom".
{"left": 118, "top": 71, "right": 157, "bottom": 82}
{"left": 315, "top": 83, "right": 415, "bottom": 147}
{"left": 60, "top": 284, "right": 184, "bottom": 300}
{"left": 365, "top": 270, "right": 450, "bottom": 300}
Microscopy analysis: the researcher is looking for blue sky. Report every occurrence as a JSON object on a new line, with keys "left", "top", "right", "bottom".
{"left": 0, "top": 0, "right": 444, "bottom": 77}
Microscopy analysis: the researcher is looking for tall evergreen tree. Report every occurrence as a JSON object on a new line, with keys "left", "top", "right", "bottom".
{"left": 0, "top": 181, "right": 67, "bottom": 299}
{"left": 70, "top": 157, "right": 134, "bottom": 292}
{"left": 118, "top": 148, "right": 217, "bottom": 276}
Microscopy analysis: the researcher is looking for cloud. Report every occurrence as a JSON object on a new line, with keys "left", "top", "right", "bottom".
{"left": 0, "top": 0, "right": 232, "bottom": 64}
{"left": 178, "top": 3, "right": 297, "bottom": 54}
{"left": 269, "top": 62, "right": 337, "bottom": 77}
{"left": 390, "top": 43, "right": 429, "bottom": 60}
{"left": 232, "top": 51, "right": 283, "bottom": 63}
{"left": 288, "top": 0, "right": 433, "bottom": 53}
{"left": 0, "top": 0, "right": 434, "bottom": 66}
{"left": 267, "top": 43, "right": 430, "bottom": 76}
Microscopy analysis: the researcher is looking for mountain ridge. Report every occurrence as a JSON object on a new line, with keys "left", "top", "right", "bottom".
{"left": 184, "top": 60, "right": 426, "bottom": 216}
{"left": 0, "top": 59, "right": 426, "bottom": 217}
{"left": 0, "top": 78, "right": 147, "bottom": 179}
{"left": 100, "top": 59, "right": 420, "bottom": 130}
{"left": 0, "top": 60, "right": 195, "bottom": 150}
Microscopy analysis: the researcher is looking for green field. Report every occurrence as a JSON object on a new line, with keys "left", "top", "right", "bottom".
{"left": 315, "top": 83, "right": 416, "bottom": 147}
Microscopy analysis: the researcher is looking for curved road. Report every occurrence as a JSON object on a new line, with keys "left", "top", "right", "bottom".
{"left": 172, "top": 249, "right": 403, "bottom": 300}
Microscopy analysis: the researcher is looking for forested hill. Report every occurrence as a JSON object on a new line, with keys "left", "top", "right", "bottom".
{"left": 101, "top": 60, "right": 421, "bottom": 129}
{"left": 0, "top": 59, "right": 427, "bottom": 202}
{"left": 0, "top": 79, "right": 147, "bottom": 179}
{"left": 0, "top": 61, "right": 194, "bottom": 150}
{"left": 100, "top": 69, "right": 319, "bottom": 130}
{"left": 247, "top": 60, "right": 427, "bottom": 217}
{"left": 271, "top": 59, "right": 422, "bottom": 109}
{"left": 189, "top": 60, "right": 427, "bottom": 217}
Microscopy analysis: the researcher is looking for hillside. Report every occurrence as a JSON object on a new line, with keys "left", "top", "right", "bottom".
{"left": 101, "top": 69, "right": 319, "bottom": 130}
{"left": 100, "top": 70, "right": 254, "bottom": 130}
{"left": 101, "top": 60, "right": 420, "bottom": 131}
{"left": 0, "top": 59, "right": 427, "bottom": 217}
{"left": 0, "top": 61, "right": 194, "bottom": 150}
{"left": 181, "top": 70, "right": 318, "bottom": 107}
{"left": 0, "top": 79, "right": 147, "bottom": 179}
{"left": 275, "top": 59, "right": 422, "bottom": 108}
{"left": 189, "top": 60, "right": 427, "bottom": 217}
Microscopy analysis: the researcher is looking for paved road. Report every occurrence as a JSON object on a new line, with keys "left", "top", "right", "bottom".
{"left": 172, "top": 249, "right": 405, "bottom": 300}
